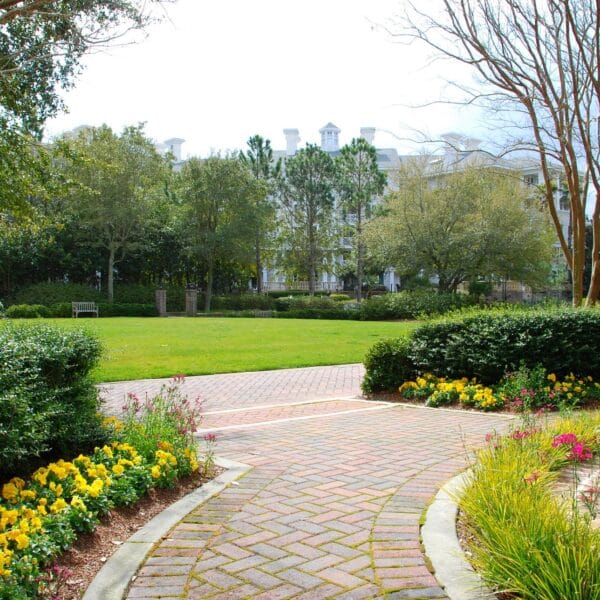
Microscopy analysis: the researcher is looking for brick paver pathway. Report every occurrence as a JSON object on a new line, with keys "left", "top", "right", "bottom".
{"left": 100, "top": 365, "right": 512, "bottom": 599}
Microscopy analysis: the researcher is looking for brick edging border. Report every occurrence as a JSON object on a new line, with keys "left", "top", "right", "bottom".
{"left": 82, "top": 457, "right": 252, "bottom": 600}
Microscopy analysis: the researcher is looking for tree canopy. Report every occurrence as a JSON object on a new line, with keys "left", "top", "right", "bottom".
{"left": 365, "top": 160, "right": 555, "bottom": 292}
{"left": 178, "top": 155, "right": 267, "bottom": 311}
{"left": 58, "top": 124, "right": 172, "bottom": 302}
{"left": 336, "top": 138, "right": 386, "bottom": 300}
{"left": 279, "top": 144, "right": 337, "bottom": 295}
{"left": 0, "top": 0, "right": 171, "bottom": 218}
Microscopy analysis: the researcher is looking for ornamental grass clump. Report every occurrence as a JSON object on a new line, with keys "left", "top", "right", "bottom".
{"left": 460, "top": 412, "right": 600, "bottom": 599}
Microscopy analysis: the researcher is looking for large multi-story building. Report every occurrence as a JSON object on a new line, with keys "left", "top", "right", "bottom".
{"left": 161, "top": 124, "right": 571, "bottom": 297}
{"left": 261, "top": 125, "right": 570, "bottom": 296}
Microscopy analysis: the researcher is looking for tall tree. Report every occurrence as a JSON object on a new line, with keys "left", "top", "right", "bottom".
{"left": 0, "top": 0, "right": 171, "bottom": 217}
{"left": 59, "top": 124, "right": 172, "bottom": 302}
{"left": 279, "top": 144, "right": 337, "bottom": 295}
{"left": 239, "top": 135, "right": 281, "bottom": 293}
{"left": 365, "top": 160, "right": 555, "bottom": 292}
{"left": 179, "top": 155, "right": 267, "bottom": 312}
{"left": 398, "top": 0, "right": 600, "bottom": 306}
{"left": 336, "top": 138, "right": 386, "bottom": 301}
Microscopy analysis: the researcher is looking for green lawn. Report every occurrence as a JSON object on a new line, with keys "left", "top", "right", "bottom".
{"left": 20, "top": 317, "right": 417, "bottom": 382}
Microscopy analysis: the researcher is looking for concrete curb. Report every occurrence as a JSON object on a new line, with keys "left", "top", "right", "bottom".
{"left": 82, "top": 456, "right": 252, "bottom": 600}
{"left": 421, "top": 471, "right": 496, "bottom": 600}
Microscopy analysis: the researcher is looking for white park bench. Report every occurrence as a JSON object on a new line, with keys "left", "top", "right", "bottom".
{"left": 72, "top": 302, "right": 99, "bottom": 318}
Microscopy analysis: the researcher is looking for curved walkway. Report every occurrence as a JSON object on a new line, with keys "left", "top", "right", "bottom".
{"left": 99, "top": 365, "right": 512, "bottom": 599}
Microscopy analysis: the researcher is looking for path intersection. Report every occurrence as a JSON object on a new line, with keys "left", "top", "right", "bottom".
{"left": 100, "top": 364, "right": 511, "bottom": 599}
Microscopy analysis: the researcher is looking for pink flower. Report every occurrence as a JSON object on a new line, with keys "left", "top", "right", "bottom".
{"left": 568, "top": 443, "right": 593, "bottom": 462}
{"left": 552, "top": 433, "right": 579, "bottom": 447}
{"left": 204, "top": 433, "right": 217, "bottom": 443}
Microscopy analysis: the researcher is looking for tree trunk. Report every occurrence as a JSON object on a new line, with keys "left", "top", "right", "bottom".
{"left": 204, "top": 260, "right": 213, "bottom": 312}
{"left": 107, "top": 247, "right": 115, "bottom": 303}
{"left": 356, "top": 243, "right": 364, "bottom": 303}
{"left": 585, "top": 201, "right": 600, "bottom": 306}
{"left": 356, "top": 215, "right": 364, "bottom": 302}
{"left": 255, "top": 237, "right": 263, "bottom": 294}
{"left": 308, "top": 220, "right": 316, "bottom": 296}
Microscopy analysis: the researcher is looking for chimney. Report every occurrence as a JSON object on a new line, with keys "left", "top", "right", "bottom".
{"left": 319, "top": 122, "right": 341, "bottom": 152}
{"left": 163, "top": 137, "right": 185, "bottom": 161}
{"left": 360, "top": 127, "right": 376, "bottom": 145}
{"left": 283, "top": 128, "right": 300, "bottom": 156}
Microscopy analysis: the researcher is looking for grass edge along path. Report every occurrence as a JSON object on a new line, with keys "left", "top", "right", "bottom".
{"left": 6, "top": 317, "right": 418, "bottom": 382}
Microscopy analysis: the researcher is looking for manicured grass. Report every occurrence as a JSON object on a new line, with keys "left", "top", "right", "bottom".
{"left": 13, "top": 317, "right": 418, "bottom": 382}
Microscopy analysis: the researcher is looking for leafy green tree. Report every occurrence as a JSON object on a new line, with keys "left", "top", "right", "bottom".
{"left": 336, "top": 138, "right": 386, "bottom": 301}
{"left": 59, "top": 124, "right": 172, "bottom": 302}
{"left": 0, "top": 0, "right": 170, "bottom": 217}
{"left": 239, "top": 135, "right": 281, "bottom": 293}
{"left": 179, "top": 155, "right": 267, "bottom": 311}
{"left": 279, "top": 144, "right": 337, "bottom": 295}
{"left": 365, "top": 160, "right": 555, "bottom": 292}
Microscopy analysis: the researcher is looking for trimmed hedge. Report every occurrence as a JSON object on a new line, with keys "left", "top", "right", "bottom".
{"left": 0, "top": 324, "right": 106, "bottom": 478}
{"left": 5, "top": 304, "right": 51, "bottom": 318}
{"left": 410, "top": 310, "right": 600, "bottom": 384}
{"left": 362, "top": 309, "right": 600, "bottom": 392}
{"left": 276, "top": 307, "right": 354, "bottom": 320}
{"left": 212, "top": 294, "right": 276, "bottom": 311}
{"left": 362, "top": 337, "right": 416, "bottom": 393}
{"left": 358, "top": 291, "right": 477, "bottom": 320}
{"left": 5, "top": 303, "right": 157, "bottom": 318}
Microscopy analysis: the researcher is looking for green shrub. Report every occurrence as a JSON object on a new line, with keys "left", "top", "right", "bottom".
{"left": 97, "top": 303, "right": 157, "bottom": 317}
{"left": 274, "top": 295, "right": 336, "bottom": 311}
{"left": 362, "top": 337, "right": 416, "bottom": 393}
{"left": 267, "top": 290, "right": 330, "bottom": 298}
{"left": 330, "top": 293, "right": 352, "bottom": 302}
{"left": 359, "top": 291, "right": 476, "bottom": 321}
{"left": 49, "top": 303, "right": 72, "bottom": 318}
{"left": 212, "top": 294, "right": 276, "bottom": 311}
{"left": 410, "top": 309, "right": 600, "bottom": 384}
{"left": 276, "top": 307, "right": 353, "bottom": 320}
{"left": 5, "top": 304, "right": 51, "bottom": 318}
{"left": 0, "top": 324, "right": 105, "bottom": 478}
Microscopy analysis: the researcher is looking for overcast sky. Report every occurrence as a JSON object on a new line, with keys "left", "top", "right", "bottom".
{"left": 45, "top": 0, "right": 484, "bottom": 158}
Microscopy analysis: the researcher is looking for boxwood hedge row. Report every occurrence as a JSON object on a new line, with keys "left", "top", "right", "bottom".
{"left": 362, "top": 309, "right": 600, "bottom": 392}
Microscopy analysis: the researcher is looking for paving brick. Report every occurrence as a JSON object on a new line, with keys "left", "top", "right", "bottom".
{"left": 100, "top": 364, "right": 512, "bottom": 600}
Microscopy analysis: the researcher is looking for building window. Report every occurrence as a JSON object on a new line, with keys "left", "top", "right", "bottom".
{"left": 524, "top": 174, "right": 539, "bottom": 186}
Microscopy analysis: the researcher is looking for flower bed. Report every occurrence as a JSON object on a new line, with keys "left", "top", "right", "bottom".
{"left": 0, "top": 378, "right": 210, "bottom": 599}
{"left": 399, "top": 366, "right": 600, "bottom": 412}
{"left": 460, "top": 412, "right": 600, "bottom": 599}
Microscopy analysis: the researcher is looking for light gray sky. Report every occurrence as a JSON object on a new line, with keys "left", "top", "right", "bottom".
{"left": 45, "top": 0, "right": 483, "bottom": 157}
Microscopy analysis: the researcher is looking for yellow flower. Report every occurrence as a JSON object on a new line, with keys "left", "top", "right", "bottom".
{"left": 19, "top": 489, "right": 36, "bottom": 501}
{"left": 547, "top": 373, "right": 557, "bottom": 382}
{"left": 88, "top": 479, "right": 104, "bottom": 498}
{"left": 14, "top": 534, "right": 29, "bottom": 550}
{"left": 151, "top": 465, "right": 161, "bottom": 479}
{"left": 70, "top": 496, "right": 87, "bottom": 511}
{"left": 1, "top": 483, "right": 19, "bottom": 503}
{"left": 112, "top": 464, "right": 125, "bottom": 476}
{"left": 50, "top": 498, "right": 68, "bottom": 514}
